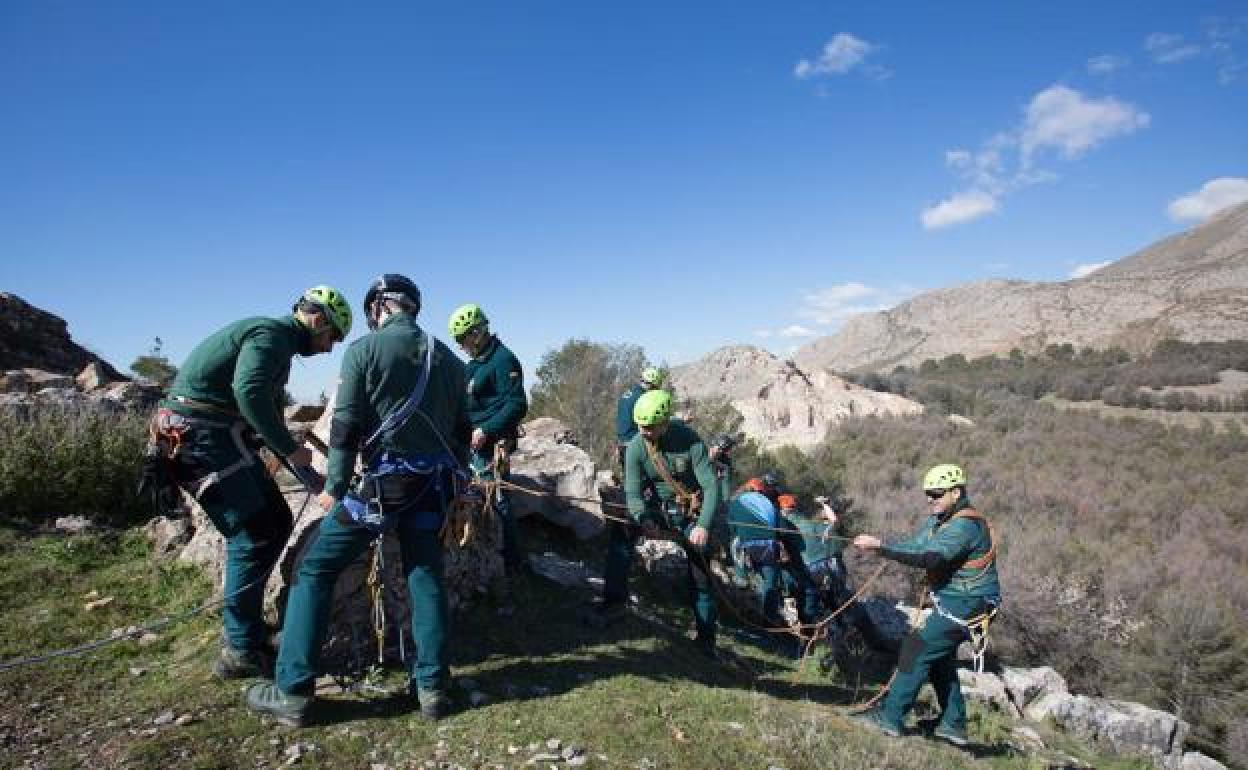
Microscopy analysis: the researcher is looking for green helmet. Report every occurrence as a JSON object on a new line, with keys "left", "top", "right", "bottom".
{"left": 923, "top": 463, "right": 966, "bottom": 491}
{"left": 640, "top": 366, "right": 665, "bottom": 387}
{"left": 448, "top": 303, "right": 488, "bottom": 338}
{"left": 633, "top": 389, "right": 673, "bottom": 427}
{"left": 300, "top": 285, "right": 352, "bottom": 339}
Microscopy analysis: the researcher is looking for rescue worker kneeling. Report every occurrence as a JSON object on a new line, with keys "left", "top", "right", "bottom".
{"left": 848, "top": 464, "right": 1000, "bottom": 747}
{"left": 726, "top": 492, "right": 820, "bottom": 632}
{"left": 246, "top": 274, "right": 470, "bottom": 726}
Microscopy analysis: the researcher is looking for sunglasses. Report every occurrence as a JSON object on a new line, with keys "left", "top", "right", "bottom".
{"left": 924, "top": 489, "right": 947, "bottom": 500}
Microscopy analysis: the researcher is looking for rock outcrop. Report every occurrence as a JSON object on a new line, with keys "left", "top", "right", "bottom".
{"left": 669, "top": 345, "right": 923, "bottom": 450}
{"left": 0, "top": 293, "right": 125, "bottom": 379}
{"left": 0, "top": 366, "right": 161, "bottom": 416}
{"left": 797, "top": 201, "right": 1248, "bottom": 372}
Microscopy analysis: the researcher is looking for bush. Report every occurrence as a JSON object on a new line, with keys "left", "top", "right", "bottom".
{"left": 0, "top": 406, "right": 152, "bottom": 526}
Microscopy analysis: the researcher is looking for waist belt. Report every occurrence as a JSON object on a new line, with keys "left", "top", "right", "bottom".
{"left": 171, "top": 395, "right": 242, "bottom": 419}
{"left": 150, "top": 408, "right": 257, "bottom": 500}
{"left": 731, "top": 536, "right": 785, "bottom": 568}
{"left": 340, "top": 450, "right": 460, "bottom": 535}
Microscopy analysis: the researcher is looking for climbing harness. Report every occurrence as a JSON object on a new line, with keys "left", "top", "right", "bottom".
{"left": 929, "top": 592, "right": 1000, "bottom": 674}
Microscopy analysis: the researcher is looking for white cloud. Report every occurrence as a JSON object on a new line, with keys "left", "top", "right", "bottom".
{"left": 1087, "top": 54, "right": 1129, "bottom": 75}
{"left": 921, "top": 190, "right": 1000, "bottom": 229}
{"left": 795, "top": 33, "right": 879, "bottom": 79}
{"left": 797, "top": 282, "right": 915, "bottom": 326}
{"left": 1145, "top": 32, "right": 1202, "bottom": 63}
{"left": 1020, "top": 85, "right": 1149, "bottom": 165}
{"left": 753, "top": 329, "right": 774, "bottom": 339}
{"left": 1167, "top": 177, "right": 1248, "bottom": 222}
{"left": 1069, "top": 261, "right": 1112, "bottom": 279}
{"left": 777, "top": 324, "right": 818, "bottom": 338}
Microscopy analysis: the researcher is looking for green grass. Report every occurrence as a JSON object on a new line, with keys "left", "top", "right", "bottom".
{"left": 0, "top": 525, "right": 1155, "bottom": 770}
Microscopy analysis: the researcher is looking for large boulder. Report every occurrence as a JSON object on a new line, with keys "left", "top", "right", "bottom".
{"left": 1028, "top": 693, "right": 1189, "bottom": 768}
{"left": 76, "top": 361, "right": 117, "bottom": 392}
{"left": 1004, "top": 666, "right": 1070, "bottom": 718}
{"left": 508, "top": 419, "right": 604, "bottom": 540}
{"left": 957, "top": 669, "right": 1022, "bottom": 718}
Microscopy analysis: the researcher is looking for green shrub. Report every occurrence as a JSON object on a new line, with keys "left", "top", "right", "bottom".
{"left": 0, "top": 406, "right": 153, "bottom": 526}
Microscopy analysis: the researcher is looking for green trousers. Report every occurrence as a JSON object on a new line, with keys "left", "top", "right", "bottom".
{"left": 880, "top": 593, "right": 993, "bottom": 731}
{"left": 183, "top": 420, "right": 292, "bottom": 653}
{"left": 603, "top": 516, "right": 717, "bottom": 648}
{"left": 275, "top": 506, "right": 448, "bottom": 695}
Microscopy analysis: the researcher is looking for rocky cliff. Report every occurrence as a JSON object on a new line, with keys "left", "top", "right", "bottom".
{"left": 669, "top": 345, "right": 923, "bottom": 450}
{"left": 0, "top": 292, "right": 125, "bottom": 379}
{"left": 796, "top": 202, "right": 1248, "bottom": 373}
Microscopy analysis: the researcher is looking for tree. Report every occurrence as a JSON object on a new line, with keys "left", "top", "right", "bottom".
{"left": 130, "top": 337, "right": 178, "bottom": 388}
{"left": 528, "top": 339, "right": 649, "bottom": 467}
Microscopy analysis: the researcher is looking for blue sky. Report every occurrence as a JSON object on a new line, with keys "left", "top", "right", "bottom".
{"left": 3, "top": 1, "right": 1246, "bottom": 399}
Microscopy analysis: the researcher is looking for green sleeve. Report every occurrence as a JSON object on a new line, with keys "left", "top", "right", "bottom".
{"left": 623, "top": 440, "right": 646, "bottom": 520}
{"left": 325, "top": 345, "right": 367, "bottom": 498}
{"left": 881, "top": 517, "right": 977, "bottom": 569}
{"left": 690, "top": 439, "right": 720, "bottom": 530}
{"left": 232, "top": 327, "right": 298, "bottom": 456}
{"left": 481, "top": 350, "right": 527, "bottom": 436}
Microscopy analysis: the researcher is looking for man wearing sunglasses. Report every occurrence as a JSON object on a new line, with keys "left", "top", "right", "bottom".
{"left": 448, "top": 303, "right": 529, "bottom": 575}
{"left": 159, "top": 285, "right": 351, "bottom": 679}
{"left": 849, "top": 463, "right": 1000, "bottom": 747}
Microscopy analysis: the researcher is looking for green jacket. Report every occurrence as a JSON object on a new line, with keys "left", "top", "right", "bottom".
{"left": 167, "top": 315, "right": 309, "bottom": 456}
{"left": 791, "top": 514, "right": 846, "bottom": 565}
{"left": 624, "top": 419, "right": 721, "bottom": 531}
{"left": 880, "top": 498, "right": 1000, "bottom": 599}
{"left": 325, "top": 313, "right": 469, "bottom": 499}
{"left": 616, "top": 383, "right": 645, "bottom": 444}
{"left": 463, "top": 335, "right": 527, "bottom": 441}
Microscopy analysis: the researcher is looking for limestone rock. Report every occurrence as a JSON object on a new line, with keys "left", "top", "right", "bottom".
{"left": 957, "top": 669, "right": 1021, "bottom": 718}
{"left": 1030, "top": 694, "right": 1189, "bottom": 767}
{"left": 144, "top": 516, "right": 193, "bottom": 559}
{"left": 797, "top": 201, "right": 1248, "bottom": 372}
{"left": 669, "top": 347, "right": 923, "bottom": 451}
{"left": 76, "top": 361, "right": 116, "bottom": 392}
{"left": 508, "top": 425, "right": 604, "bottom": 540}
{"left": 1005, "top": 666, "right": 1069, "bottom": 717}
{"left": 1180, "top": 752, "right": 1228, "bottom": 770}
{"left": 53, "top": 515, "right": 94, "bottom": 534}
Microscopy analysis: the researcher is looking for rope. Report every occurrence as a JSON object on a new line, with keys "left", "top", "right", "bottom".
{"left": 366, "top": 536, "right": 386, "bottom": 664}
{"left": 0, "top": 481, "right": 316, "bottom": 674}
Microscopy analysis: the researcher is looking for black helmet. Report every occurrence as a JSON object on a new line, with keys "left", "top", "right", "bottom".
{"left": 364, "top": 274, "right": 422, "bottom": 328}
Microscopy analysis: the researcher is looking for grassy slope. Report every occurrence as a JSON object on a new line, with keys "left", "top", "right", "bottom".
{"left": 0, "top": 526, "right": 1153, "bottom": 770}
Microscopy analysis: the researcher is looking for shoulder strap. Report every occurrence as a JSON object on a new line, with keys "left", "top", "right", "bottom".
{"left": 642, "top": 437, "right": 699, "bottom": 512}
{"left": 947, "top": 507, "right": 996, "bottom": 570}
{"left": 361, "top": 332, "right": 435, "bottom": 459}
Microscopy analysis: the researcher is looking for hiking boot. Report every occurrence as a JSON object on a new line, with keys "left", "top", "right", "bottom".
{"left": 847, "top": 708, "right": 903, "bottom": 738}
{"left": 933, "top": 723, "right": 969, "bottom": 747}
{"left": 415, "top": 688, "right": 451, "bottom": 721}
{"left": 582, "top": 602, "right": 627, "bottom": 629}
{"left": 244, "top": 682, "right": 311, "bottom": 727}
{"left": 213, "top": 645, "right": 274, "bottom": 680}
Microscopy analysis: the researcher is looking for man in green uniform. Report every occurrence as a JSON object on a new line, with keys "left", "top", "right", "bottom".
{"left": 159, "top": 285, "right": 351, "bottom": 679}
{"left": 447, "top": 303, "right": 528, "bottom": 573}
{"left": 245, "top": 274, "right": 469, "bottom": 726}
{"left": 589, "top": 390, "right": 722, "bottom": 658}
{"left": 849, "top": 464, "right": 1000, "bottom": 746}
{"left": 615, "top": 366, "right": 665, "bottom": 466}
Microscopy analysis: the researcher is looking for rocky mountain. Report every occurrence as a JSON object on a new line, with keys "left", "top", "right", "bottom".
{"left": 796, "top": 201, "right": 1248, "bottom": 373}
{"left": 0, "top": 292, "right": 125, "bottom": 379}
{"left": 669, "top": 345, "right": 923, "bottom": 450}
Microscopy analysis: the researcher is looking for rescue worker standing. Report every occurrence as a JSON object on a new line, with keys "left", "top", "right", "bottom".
{"left": 448, "top": 303, "right": 528, "bottom": 574}
{"left": 615, "top": 367, "right": 665, "bottom": 466}
{"left": 246, "top": 274, "right": 469, "bottom": 726}
{"left": 160, "top": 286, "right": 351, "bottom": 679}
{"left": 590, "top": 390, "right": 722, "bottom": 659}
{"left": 849, "top": 464, "right": 1000, "bottom": 746}
{"left": 726, "top": 492, "right": 820, "bottom": 631}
